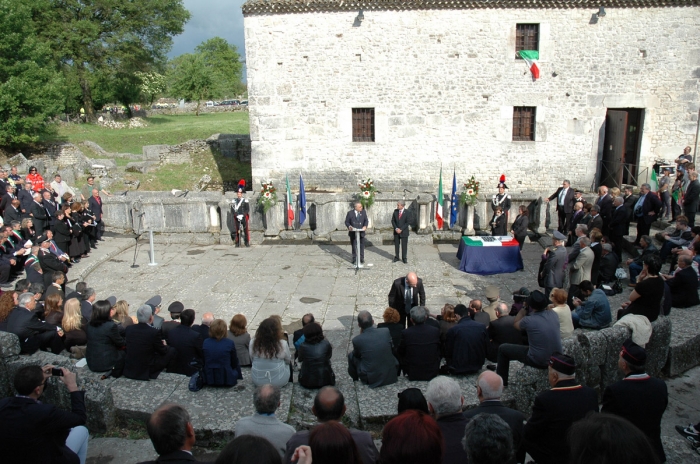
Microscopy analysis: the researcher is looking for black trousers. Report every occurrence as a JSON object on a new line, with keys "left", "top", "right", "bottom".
{"left": 394, "top": 233, "right": 408, "bottom": 260}
{"left": 0, "top": 263, "right": 10, "bottom": 284}
{"left": 684, "top": 208, "right": 696, "bottom": 228}
{"left": 635, "top": 219, "right": 651, "bottom": 245}
{"left": 233, "top": 218, "right": 249, "bottom": 246}
{"left": 557, "top": 210, "right": 571, "bottom": 234}
{"left": 21, "top": 331, "right": 65, "bottom": 355}
{"left": 150, "top": 346, "right": 176, "bottom": 379}
{"left": 610, "top": 233, "right": 624, "bottom": 261}
{"left": 349, "top": 232, "right": 365, "bottom": 262}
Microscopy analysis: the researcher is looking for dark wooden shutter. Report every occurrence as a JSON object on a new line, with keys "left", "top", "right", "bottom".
{"left": 352, "top": 108, "right": 375, "bottom": 142}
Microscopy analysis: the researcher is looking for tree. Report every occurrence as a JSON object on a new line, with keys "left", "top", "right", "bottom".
{"left": 195, "top": 37, "right": 245, "bottom": 98}
{"left": 136, "top": 72, "right": 167, "bottom": 106}
{"left": 32, "top": 0, "right": 190, "bottom": 121}
{"left": 168, "top": 53, "right": 214, "bottom": 116}
{"left": 0, "top": 0, "right": 63, "bottom": 146}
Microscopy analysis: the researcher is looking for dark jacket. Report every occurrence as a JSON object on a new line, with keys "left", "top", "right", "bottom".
{"left": 388, "top": 276, "right": 426, "bottom": 316}
{"left": 202, "top": 337, "right": 242, "bottom": 386}
{"left": 52, "top": 219, "right": 72, "bottom": 249}
{"left": 632, "top": 243, "right": 659, "bottom": 266}
{"left": 464, "top": 400, "right": 527, "bottom": 464}
{"left": 0, "top": 391, "right": 87, "bottom": 464}
{"left": 444, "top": 317, "right": 489, "bottom": 374}
{"left": 38, "top": 248, "right": 67, "bottom": 275}
{"left": 124, "top": 323, "right": 170, "bottom": 380}
{"left": 523, "top": 379, "right": 598, "bottom": 464}
{"left": 348, "top": 326, "right": 398, "bottom": 388}
{"left": 596, "top": 194, "right": 613, "bottom": 225}
{"left": 398, "top": 323, "right": 440, "bottom": 381}
{"left": 167, "top": 324, "right": 204, "bottom": 376}
{"left": 284, "top": 427, "right": 379, "bottom": 464}
{"left": 488, "top": 315, "right": 525, "bottom": 361}
{"left": 42, "top": 198, "right": 58, "bottom": 226}
{"left": 588, "top": 214, "right": 604, "bottom": 232}
{"left": 298, "top": 338, "right": 335, "bottom": 388}
{"left": 602, "top": 373, "right": 668, "bottom": 463}
{"left": 3, "top": 205, "right": 22, "bottom": 224}
{"left": 635, "top": 192, "right": 662, "bottom": 224}
{"left": 548, "top": 187, "right": 575, "bottom": 213}
{"left": 511, "top": 214, "right": 529, "bottom": 239}
{"left": 18, "top": 189, "right": 34, "bottom": 215}
{"left": 391, "top": 208, "right": 411, "bottom": 237}
{"left": 598, "top": 252, "right": 620, "bottom": 284}
{"left": 684, "top": 179, "right": 700, "bottom": 212}
{"left": 377, "top": 322, "right": 403, "bottom": 354}
{"left": 590, "top": 242, "right": 603, "bottom": 286}
{"left": 436, "top": 412, "right": 469, "bottom": 464}
{"left": 31, "top": 200, "right": 49, "bottom": 232}
{"left": 5, "top": 306, "right": 59, "bottom": 354}
{"left": 667, "top": 266, "right": 700, "bottom": 308}
{"left": 86, "top": 321, "right": 126, "bottom": 372}
{"left": 609, "top": 205, "right": 629, "bottom": 236}
{"left": 344, "top": 208, "right": 368, "bottom": 238}
{"left": 88, "top": 195, "right": 103, "bottom": 219}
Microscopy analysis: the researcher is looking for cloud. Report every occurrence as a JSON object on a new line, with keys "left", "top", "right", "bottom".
{"left": 169, "top": 0, "right": 246, "bottom": 59}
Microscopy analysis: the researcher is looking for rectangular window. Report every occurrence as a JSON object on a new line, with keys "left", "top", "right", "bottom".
{"left": 515, "top": 24, "right": 539, "bottom": 59}
{"left": 513, "top": 107, "right": 536, "bottom": 141}
{"left": 352, "top": 108, "right": 375, "bottom": 142}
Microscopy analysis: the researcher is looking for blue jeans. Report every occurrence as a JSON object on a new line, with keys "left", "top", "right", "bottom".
{"left": 572, "top": 311, "right": 581, "bottom": 328}
{"left": 66, "top": 426, "right": 89, "bottom": 464}
{"left": 629, "top": 262, "right": 643, "bottom": 284}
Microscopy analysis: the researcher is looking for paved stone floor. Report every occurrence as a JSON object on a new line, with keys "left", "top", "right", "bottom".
{"left": 76, "top": 234, "right": 699, "bottom": 463}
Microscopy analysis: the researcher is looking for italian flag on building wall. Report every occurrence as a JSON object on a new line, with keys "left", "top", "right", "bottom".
{"left": 436, "top": 167, "right": 444, "bottom": 229}
{"left": 285, "top": 175, "right": 295, "bottom": 225}
{"left": 519, "top": 50, "right": 540, "bottom": 79}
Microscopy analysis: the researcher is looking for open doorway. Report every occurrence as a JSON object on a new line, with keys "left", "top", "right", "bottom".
{"left": 599, "top": 108, "right": 645, "bottom": 188}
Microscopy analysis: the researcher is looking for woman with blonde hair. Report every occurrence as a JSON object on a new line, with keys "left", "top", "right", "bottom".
{"left": 62, "top": 297, "right": 87, "bottom": 350}
{"left": 227, "top": 314, "right": 252, "bottom": 367}
{"left": 250, "top": 316, "right": 292, "bottom": 387}
{"left": 112, "top": 300, "right": 134, "bottom": 328}
{"left": 203, "top": 319, "right": 243, "bottom": 387}
{"left": 549, "top": 288, "right": 574, "bottom": 340}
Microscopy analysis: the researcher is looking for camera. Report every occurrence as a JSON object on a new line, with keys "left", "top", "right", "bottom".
{"left": 51, "top": 368, "right": 63, "bottom": 377}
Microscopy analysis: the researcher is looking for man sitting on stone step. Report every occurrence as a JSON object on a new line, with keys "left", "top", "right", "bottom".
{"left": 139, "top": 403, "right": 201, "bottom": 464}
{"left": 235, "top": 384, "right": 295, "bottom": 458}
{"left": 284, "top": 386, "right": 379, "bottom": 464}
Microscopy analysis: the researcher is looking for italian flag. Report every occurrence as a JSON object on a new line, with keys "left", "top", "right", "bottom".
{"left": 285, "top": 174, "right": 295, "bottom": 225}
{"left": 436, "top": 167, "right": 444, "bottom": 229}
{"left": 519, "top": 50, "right": 540, "bottom": 79}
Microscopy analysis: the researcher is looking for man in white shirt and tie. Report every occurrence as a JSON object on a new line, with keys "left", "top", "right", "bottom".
{"left": 545, "top": 180, "right": 574, "bottom": 234}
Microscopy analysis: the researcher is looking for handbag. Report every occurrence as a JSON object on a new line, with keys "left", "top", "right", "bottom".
{"left": 188, "top": 360, "right": 205, "bottom": 392}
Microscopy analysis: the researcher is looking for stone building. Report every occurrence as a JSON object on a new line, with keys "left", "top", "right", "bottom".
{"left": 242, "top": 0, "right": 700, "bottom": 195}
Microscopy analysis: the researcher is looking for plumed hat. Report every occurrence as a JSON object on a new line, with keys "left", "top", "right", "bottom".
{"left": 497, "top": 174, "right": 508, "bottom": 189}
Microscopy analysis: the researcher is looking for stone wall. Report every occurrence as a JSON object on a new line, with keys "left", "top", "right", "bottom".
{"left": 103, "top": 190, "right": 566, "bottom": 241}
{"left": 244, "top": 7, "right": 700, "bottom": 193}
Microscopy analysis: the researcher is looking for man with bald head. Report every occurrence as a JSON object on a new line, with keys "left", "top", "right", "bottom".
{"left": 464, "top": 371, "right": 526, "bottom": 464}
{"left": 283, "top": 386, "right": 379, "bottom": 464}
{"left": 388, "top": 271, "right": 426, "bottom": 327}
{"left": 193, "top": 312, "right": 214, "bottom": 340}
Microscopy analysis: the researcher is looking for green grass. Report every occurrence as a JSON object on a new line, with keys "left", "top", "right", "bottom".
{"left": 43, "top": 112, "right": 250, "bottom": 154}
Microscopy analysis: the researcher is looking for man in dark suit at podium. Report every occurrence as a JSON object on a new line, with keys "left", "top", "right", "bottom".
{"left": 345, "top": 201, "right": 368, "bottom": 264}
{"left": 392, "top": 200, "right": 411, "bottom": 263}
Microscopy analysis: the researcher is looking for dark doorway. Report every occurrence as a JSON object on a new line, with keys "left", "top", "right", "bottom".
{"left": 599, "top": 108, "right": 644, "bottom": 188}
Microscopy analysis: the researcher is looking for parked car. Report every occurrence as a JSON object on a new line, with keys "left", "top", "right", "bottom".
{"left": 220, "top": 100, "right": 240, "bottom": 106}
{"left": 206, "top": 101, "right": 215, "bottom": 107}
{"left": 240, "top": 100, "right": 248, "bottom": 106}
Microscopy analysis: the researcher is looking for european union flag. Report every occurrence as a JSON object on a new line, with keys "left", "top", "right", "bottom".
{"left": 299, "top": 174, "right": 307, "bottom": 226}
{"left": 450, "top": 170, "right": 458, "bottom": 228}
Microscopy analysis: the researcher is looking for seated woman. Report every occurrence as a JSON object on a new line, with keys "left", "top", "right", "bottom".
{"left": 618, "top": 255, "right": 664, "bottom": 322}
{"left": 250, "top": 317, "right": 292, "bottom": 387}
{"left": 62, "top": 297, "right": 87, "bottom": 351}
{"left": 377, "top": 307, "right": 403, "bottom": 353}
{"left": 0, "top": 291, "right": 18, "bottom": 332}
{"left": 43, "top": 293, "right": 64, "bottom": 326}
{"left": 227, "top": 314, "right": 252, "bottom": 367}
{"left": 298, "top": 322, "right": 334, "bottom": 389}
{"left": 203, "top": 319, "right": 242, "bottom": 387}
{"left": 490, "top": 206, "right": 507, "bottom": 236}
{"left": 111, "top": 300, "right": 134, "bottom": 336}
{"left": 20, "top": 218, "right": 35, "bottom": 241}
{"left": 85, "top": 300, "right": 126, "bottom": 376}
{"left": 548, "top": 288, "right": 574, "bottom": 340}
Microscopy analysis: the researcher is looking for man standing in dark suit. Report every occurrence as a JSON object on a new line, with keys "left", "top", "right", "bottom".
{"left": 602, "top": 340, "right": 668, "bottom": 463}
{"left": 6, "top": 292, "right": 64, "bottom": 354}
{"left": 0, "top": 365, "right": 89, "bottom": 464}
{"left": 595, "top": 185, "right": 613, "bottom": 233}
{"left": 42, "top": 190, "right": 58, "bottom": 229}
{"left": 347, "top": 311, "right": 398, "bottom": 388}
{"left": 124, "top": 305, "right": 176, "bottom": 380}
{"left": 398, "top": 306, "right": 440, "bottom": 381}
{"left": 4, "top": 199, "right": 22, "bottom": 224}
{"left": 608, "top": 196, "right": 629, "bottom": 261}
{"left": 632, "top": 183, "right": 662, "bottom": 245}
{"left": 622, "top": 185, "right": 638, "bottom": 233}
{"left": 587, "top": 205, "right": 604, "bottom": 232}
{"left": 18, "top": 181, "right": 34, "bottom": 217}
{"left": 88, "top": 188, "right": 104, "bottom": 241}
{"left": 391, "top": 200, "right": 411, "bottom": 263}
{"left": 545, "top": 180, "right": 575, "bottom": 233}
{"left": 344, "top": 201, "right": 368, "bottom": 264}
{"left": 30, "top": 192, "right": 48, "bottom": 232}
{"left": 464, "top": 371, "right": 527, "bottom": 464}
{"left": 388, "top": 272, "right": 426, "bottom": 328}
{"left": 167, "top": 309, "right": 204, "bottom": 376}
{"left": 523, "top": 353, "right": 598, "bottom": 464}
{"left": 140, "top": 404, "right": 201, "bottom": 464}
{"left": 37, "top": 235, "right": 68, "bottom": 290}
{"left": 0, "top": 184, "right": 14, "bottom": 217}
{"left": 684, "top": 171, "right": 700, "bottom": 227}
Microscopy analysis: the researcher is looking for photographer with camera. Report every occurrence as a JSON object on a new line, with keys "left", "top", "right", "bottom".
{"left": 0, "top": 364, "right": 89, "bottom": 464}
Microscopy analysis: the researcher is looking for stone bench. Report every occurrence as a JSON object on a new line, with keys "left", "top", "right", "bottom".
{"left": 664, "top": 307, "right": 700, "bottom": 376}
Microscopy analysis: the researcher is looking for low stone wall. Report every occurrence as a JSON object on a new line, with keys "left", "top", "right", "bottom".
{"left": 103, "top": 191, "right": 592, "bottom": 243}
